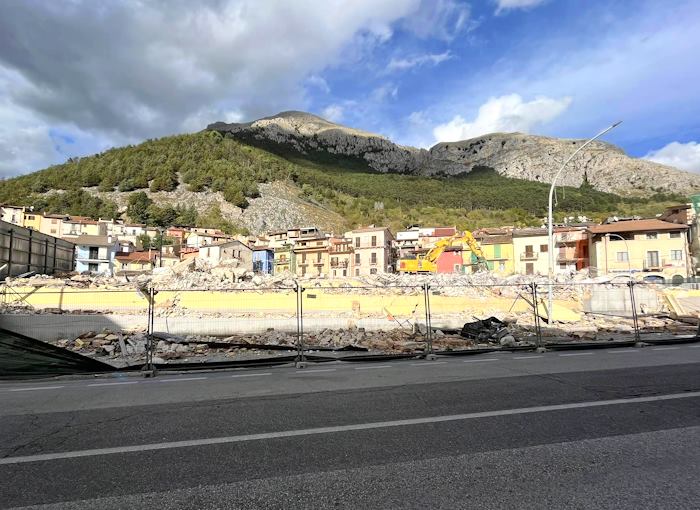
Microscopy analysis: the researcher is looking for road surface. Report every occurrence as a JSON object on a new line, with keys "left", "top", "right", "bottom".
{"left": 1, "top": 345, "right": 699, "bottom": 509}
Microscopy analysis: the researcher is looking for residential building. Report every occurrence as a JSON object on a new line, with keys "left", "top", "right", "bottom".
{"left": 0, "top": 205, "right": 25, "bottom": 226}
{"left": 436, "top": 247, "right": 465, "bottom": 273}
{"left": 197, "top": 240, "right": 252, "bottom": 268}
{"left": 554, "top": 227, "right": 589, "bottom": 273}
{"left": 474, "top": 229, "right": 515, "bottom": 274}
{"left": 186, "top": 230, "right": 232, "bottom": 248}
{"left": 22, "top": 211, "right": 42, "bottom": 231}
{"left": 328, "top": 237, "right": 353, "bottom": 278}
{"left": 394, "top": 226, "right": 457, "bottom": 259}
{"left": 345, "top": 226, "right": 394, "bottom": 276}
{"left": 115, "top": 251, "right": 156, "bottom": 274}
{"left": 294, "top": 236, "right": 330, "bottom": 277}
{"left": 660, "top": 202, "right": 698, "bottom": 275}
{"left": 62, "top": 216, "right": 100, "bottom": 238}
{"left": 39, "top": 214, "right": 69, "bottom": 237}
{"left": 74, "top": 235, "right": 119, "bottom": 275}
{"left": 512, "top": 228, "right": 550, "bottom": 276}
{"left": 588, "top": 219, "right": 690, "bottom": 280}
{"left": 252, "top": 247, "right": 274, "bottom": 274}
{"left": 274, "top": 245, "right": 295, "bottom": 274}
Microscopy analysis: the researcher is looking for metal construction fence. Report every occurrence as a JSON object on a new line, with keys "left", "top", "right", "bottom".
{"left": 0, "top": 278, "right": 697, "bottom": 372}
{"left": 0, "top": 220, "right": 75, "bottom": 279}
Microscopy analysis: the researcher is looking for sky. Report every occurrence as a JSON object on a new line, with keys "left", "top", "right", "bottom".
{"left": 1, "top": 0, "right": 699, "bottom": 178}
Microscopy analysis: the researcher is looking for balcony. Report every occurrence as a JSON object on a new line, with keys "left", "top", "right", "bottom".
{"left": 330, "top": 260, "right": 349, "bottom": 268}
{"left": 520, "top": 252, "right": 538, "bottom": 261}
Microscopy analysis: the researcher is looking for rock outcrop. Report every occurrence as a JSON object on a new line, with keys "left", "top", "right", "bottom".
{"left": 209, "top": 111, "right": 700, "bottom": 196}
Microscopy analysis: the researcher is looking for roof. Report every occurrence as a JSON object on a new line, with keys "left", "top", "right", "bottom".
{"left": 74, "top": 235, "right": 116, "bottom": 247}
{"left": 115, "top": 251, "right": 156, "bottom": 263}
{"left": 478, "top": 235, "right": 512, "bottom": 245}
{"left": 347, "top": 226, "right": 391, "bottom": 234}
{"left": 67, "top": 216, "right": 98, "bottom": 225}
{"left": 588, "top": 219, "right": 689, "bottom": 234}
{"left": 207, "top": 239, "right": 252, "bottom": 248}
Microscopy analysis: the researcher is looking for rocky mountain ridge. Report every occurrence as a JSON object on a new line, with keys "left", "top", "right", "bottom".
{"left": 209, "top": 111, "right": 700, "bottom": 196}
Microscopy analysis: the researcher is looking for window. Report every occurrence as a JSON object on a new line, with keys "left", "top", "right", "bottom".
{"left": 302, "top": 253, "right": 306, "bottom": 263}
{"left": 89, "top": 247, "right": 99, "bottom": 259}
{"left": 540, "top": 244, "right": 548, "bottom": 253}
{"left": 371, "top": 253, "right": 377, "bottom": 264}
{"left": 499, "top": 262, "right": 506, "bottom": 271}
{"left": 453, "top": 264, "right": 461, "bottom": 273}
{"left": 616, "top": 252, "right": 629, "bottom": 262}
{"left": 355, "top": 268, "right": 360, "bottom": 276}
{"left": 355, "top": 237, "right": 360, "bottom": 248}
{"left": 355, "top": 253, "right": 360, "bottom": 264}
{"left": 301, "top": 267, "right": 306, "bottom": 276}
{"left": 646, "top": 232, "right": 658, "bottom": 240}
{"left": 370, "top": 268, "right": 377, "bottom": 275}
{"left": 670, "top": 231, "right": 681, "bottom": 238}
{"left": 88, "top": 263, "right": 98, "bottom": 272}
{"left": 494, "top": 245, "right": 502, "bottom": 258}
{"left": 526, "top": 262, "right": 534, "bottom": 275}
{"left": 207, "top": 248, "right": 211, "bottom": 257}
{"left": 525, "top": 245, "right": 534, "bottom": 256}
{"left": 371, "top": 235, "right": 377, "bottom": 247}
{"left": 317, "top": 252, "right": 322, "bottom": 262}
{"left": 646, "top": 251, "right": 660, "bottom": 268}
{"left": 331, "top": 257, "right": 337, "bottom": 265}
{"left": 333, "top": 270, "right": 336, "bottom": 277}
{"left": 670, "top": 250, "right": 683, "bottom": 261}
{"left": 342, "top": 269, "right": 347, "bottom": 276}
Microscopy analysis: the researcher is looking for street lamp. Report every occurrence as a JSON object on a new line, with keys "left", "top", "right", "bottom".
{"left": 606, "top": 233, "right": 631, "bottom": 274}
{"left": 547, "top": 121, "right": 622, "bottom": 320}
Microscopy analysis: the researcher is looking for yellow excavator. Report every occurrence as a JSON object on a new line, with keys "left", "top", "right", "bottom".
{"left": 398, "top": 231, "right": 488, "bottom": 273}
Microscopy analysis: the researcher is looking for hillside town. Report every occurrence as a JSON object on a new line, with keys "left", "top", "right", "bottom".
{"left": 0, "top": 199, "right": 696, "bottom": 282}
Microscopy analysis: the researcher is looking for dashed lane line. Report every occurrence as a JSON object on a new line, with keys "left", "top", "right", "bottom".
{"left": 8, "top": 386, "right": 64, "bottom": 392}
{"left": 157, "top": 377, "right": 208, "bottom": 383}
{"left": 462, "top": 358, "right": 499, "bottom": 363}
{"left": 607, "top": 350, "right": 639, "bottom": 354}
{"left": 559, "top": 352, "right": 594, "bottom": 357}
{"left": 87, "top": 381, "right": 139, "bottom": 387}
{"left": 652, "top": 347, "right": 680, "bottom": 351}
{"left": 354, "top": 365, "right": 392, "bottom": 370}
{"left": 230, "top": 373, "right": 272, "bottom": 378}
{"left": 410, "top": 362, "right": 448, "bottom": 367}
{"left": 294, "top": 369, "right": 337, "bottom": 374}
{"left": 513, "top": 356, "right": 543, "bottom": 360}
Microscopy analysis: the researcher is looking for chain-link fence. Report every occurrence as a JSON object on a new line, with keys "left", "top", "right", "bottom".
{"left": 0, "top": 278, "right": 697, "bottom": 374}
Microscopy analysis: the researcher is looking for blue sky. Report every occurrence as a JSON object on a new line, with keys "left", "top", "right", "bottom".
{"left": 1, "top": 0, "right": 699, "bottom": 177}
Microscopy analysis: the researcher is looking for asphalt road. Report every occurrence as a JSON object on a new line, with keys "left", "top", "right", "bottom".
{"left": 1, "top": 345, "right": 699, "bottom": 509}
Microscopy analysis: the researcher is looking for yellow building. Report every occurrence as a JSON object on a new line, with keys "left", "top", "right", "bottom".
{"left": 512, "top": 228, "right": 551, "bottom": 276}
{"left": 39, "top": 214, "right": 68, "bottom": 237}
{"left": 473, "top": 231, "right": 515, "bottom": 275}
{"left": 328, "top": 237, "right": 353, "bottom": 278}
{"left": 274, "top": 245, "right": 295, "bottom": 274}
{"left": 589, "top": 219, "right": 690, "bottom": 281}
{"left": 22, "top": 211, "right": 43, "bottom": 231}
{"left": 293, "top": 236, "right": 330, "bottom": 277}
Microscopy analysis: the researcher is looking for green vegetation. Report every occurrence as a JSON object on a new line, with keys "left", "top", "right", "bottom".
{"left": 0, "top": 131, "right": 686, "bottom": 232}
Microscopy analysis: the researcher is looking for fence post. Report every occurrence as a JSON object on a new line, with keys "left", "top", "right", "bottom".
{"left": 530, "top": 283, "right": 543, "bottom": 349}
{"left": 27, "top": 228, "right": 33, "bottom": 273}
{"left": 628, "top": 281, "right": 642, "bottom": 344}
{"left": 296, "top": 281, "right": 306, "bottom": 367}
{"left": 7, "top": 229, "right": 14, "bottom": 277}
{"left": 43, "top": 239, "right": 49, "bottom": 274}
{"left": 143, "top": 286, "right": 156, "bottom": 376}
{"left": 423, "top": 282, "right": 435, "bottom": 359}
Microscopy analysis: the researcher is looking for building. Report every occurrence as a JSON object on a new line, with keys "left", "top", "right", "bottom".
{"left": 554, "top": 227, "right": 589, "bottom": 273}
{"left": 293, "top": 236, "right": 330, "bottom": 277}
{"left": 186, "top": 230, "right": 232, "bottom": 248}
{"left": 115, "top": 251, "right": 156, "bottom": 274}
{"left": 473, "top": 229, "right": 515, "bottom": 274}
{"left": 328, "top": 237, "right": 353, "bottom": 277}
{"left": 22, "top": 211, "right": 42, "bottom": 231}
{"left": 274, "top": 245, "right": 295, "bottom": 274}
{"left": 345, "top": 226, "right": 394, "bottom": 276}
{"left": 62, "top": 216, "right": 100, "bottom": 238}
{"left": 39, "top": 214, "right": 69, "bottom": 237}
{"left": 394, "top": 226, "right": 457, "bottom": 259}
{"left": 588, "top": 219, "right": 690, "bottom": 281}
{"left": 252, "top": 247, "right": 274, "bottom": 274}
{"left": 197, "top": 240, "right": 252, "bottom": 268}
{"left": 512, "top": 228, "right": 550, "bottom": 276}
{"left": 0, "top": 205, "right": 25, "bottom": 226}
{"left": 660, "top": 202, "right": 698, "bottom": 275}
{"left": 74, "top": 235, "right": 119, "bottom": 275}
{"left": 435, "top": 247, "right": 465, "bottom": 273}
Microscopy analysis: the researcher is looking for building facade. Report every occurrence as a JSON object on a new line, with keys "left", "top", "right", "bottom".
{"left": 588, "top": 219, "right": 690, "bottom": 280}
{"left": 74, "top": 235, "right": 119, "bottom": 275}
{"left": 293, "top": 236, "right": 330, "bottom": 277}
{"left": 252, "top": 247, "right": 274, "bottom": 274}
{"left": 197, "top": 240, "right": 253, "bottom": 268}
{"left": 345, "top": 226, "right": 394, "bottom": 275}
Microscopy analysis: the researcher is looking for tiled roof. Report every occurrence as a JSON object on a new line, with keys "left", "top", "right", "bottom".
{"left": 588, "top": 219, "right": 688, "bottom": 234}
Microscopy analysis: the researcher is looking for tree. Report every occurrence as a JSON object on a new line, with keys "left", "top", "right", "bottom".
{"left": 127, "top": 192, "right": 152, "bottom": 223}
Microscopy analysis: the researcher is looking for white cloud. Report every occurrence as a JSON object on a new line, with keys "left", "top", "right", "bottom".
{"left": 401, "top": 0, "right": 473, "bottom": 41}
{"left": 306, "top": 75, "right": 331, "bottom": 94}
{"left": 494, "top": 0, "right": 548, "bottom": 14}
{"left": 644, "top": 141, "right": 700, "bottom": 173}
{"left": 322, "top": 104, "right": 345, "bottom": 122}
{"left": 387, "top": 51, "right": 452, "bottom": 72}
{"left": 432, "top": 93, "right": 571, "bottom": 142}
{"left": 370, "top": 83, "right": 399, "bottom": 102}
{"left": 0, "top": 0, "right": 421, "bottom": 174}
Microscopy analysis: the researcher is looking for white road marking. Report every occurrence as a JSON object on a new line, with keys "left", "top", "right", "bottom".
{"left": 87, "top": 381, "right": 139, "bottom": 387}
{"left": 8, "top": 386, "right": 64, "bottom": 392}
{"left": 559, "top": 352, "right": 594, "bottom": 357}
{"left": 354, "top": 365, "right": 392, "bottom": 370}
{"left": 295, "top": 369, "right": 336, "bottom": 374}
{"left": 3, "top": 391, "right": 698, "bottom": 465}
{"left": 410, "top": 362, "right": 448, "bottom": 366}
{"left": 607, "top": 350, "right": 639, "bottom": 354}
{"left": 652, "top": 347, "right": 680, "bottom": 351}
{"left": 463, "top": 358, "right": 499, "bottom": 363}
{"left": 688, "top": 344, "right": 700, "bottom": 348}
{"left": 513, "top": 355, "right": 543, "bottom": 360}
{"left": 157, "top": 377, "right": 208, "bottom": 383}
{"left": 230, "top": 373, "right": 271, "bottom": 378}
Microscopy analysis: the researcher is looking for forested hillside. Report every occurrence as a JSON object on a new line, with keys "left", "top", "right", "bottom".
{"left": 0, "top": 131, "right": 686, "bottom": 232}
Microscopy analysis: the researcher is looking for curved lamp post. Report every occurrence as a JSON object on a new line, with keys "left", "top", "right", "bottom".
{"left": 606, "top": 233, "right": 631, "bottom": 274}
{"left": 547, "top": 121, "right": 622, "bottom": 319}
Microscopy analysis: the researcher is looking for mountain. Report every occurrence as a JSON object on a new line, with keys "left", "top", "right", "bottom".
{"left": 209, "top": 111, "right": 700, "bottom": 196}
{"left": 0, "top": 111, "right": 691, "bottom": 235}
